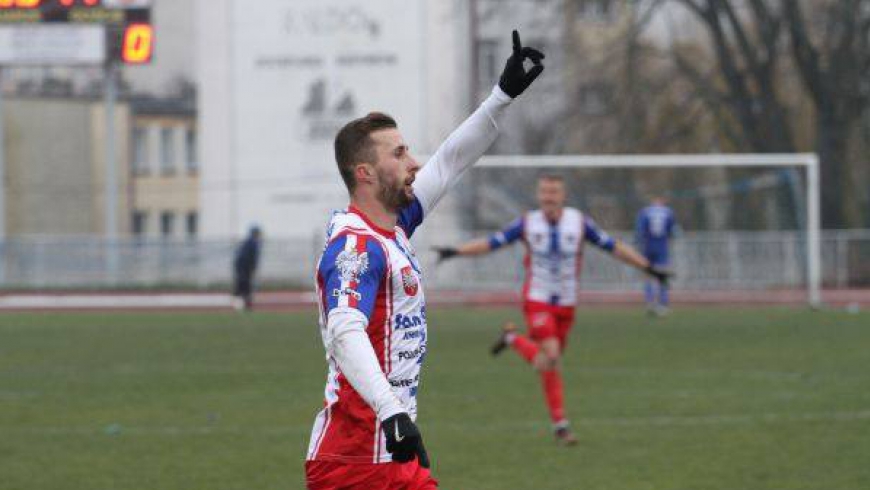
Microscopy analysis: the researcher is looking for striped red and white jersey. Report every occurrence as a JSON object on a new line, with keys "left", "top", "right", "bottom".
{"left": 305, "top": 84, "right": 512, "bottom": 466}
{"left": 307, "top": 203, "right": 428, "bottom": 464}
{"left": 488, "top": 208, "right": 616, "bottom": 307}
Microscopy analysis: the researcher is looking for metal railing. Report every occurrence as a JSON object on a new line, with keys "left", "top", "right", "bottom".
{"left": 0, "top": 230, "right": 868, "bottom": 291}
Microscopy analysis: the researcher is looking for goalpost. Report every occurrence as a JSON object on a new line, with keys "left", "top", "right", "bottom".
{"left": 473, "top": 153, "right": 821, "bottom": 307}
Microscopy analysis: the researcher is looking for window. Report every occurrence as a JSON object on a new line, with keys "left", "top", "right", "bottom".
{"left": 186, "top": 211, "right": 198, "bottom": 238}
{"left": 576, "top": 0, "right": 614, "bottom": 21}
{"left": 160, "top": 127, "right": 175, "bottom": 175}
{"left": 475, "top": 39, "right": 500, "bottom": 94}
{"left": 160, "top": 211, "right": 174, "bottom": 237}
{"left": 132, "top": 211, "right": 147, "bottom": 236}
{"left": 132, "top": 127, "right": 148, "bottom": 175}
{"left": 185, "top": 128, "right": 198, "bottom": 174}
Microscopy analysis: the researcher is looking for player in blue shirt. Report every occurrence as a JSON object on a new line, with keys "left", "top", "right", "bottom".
{"left": 635, "top": 196, "right": 677, "bottom": 315}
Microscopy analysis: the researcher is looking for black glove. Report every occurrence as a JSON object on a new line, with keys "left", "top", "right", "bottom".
{"left": 498, "top": 30, "right": 545, "bottom": 98}
{"left": 433, "top": 247, "right": 459, "bottom": 263}
{"left": 382, "top": 413, "right": 430, "bottom": 468}
{"left": 645, "top": 264, "right": 673, "bottom": 285}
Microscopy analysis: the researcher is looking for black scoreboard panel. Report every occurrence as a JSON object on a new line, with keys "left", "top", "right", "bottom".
{"left": 0, "top": 0, "right": 149, "bottom": 24}
{"left": 0, "top": 0, "right": 153, "bottom": 64}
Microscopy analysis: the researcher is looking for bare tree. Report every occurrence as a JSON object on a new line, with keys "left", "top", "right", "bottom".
{"left": 559, "top": 0, "right": 730, "bottom": 227}
{"left": 671, "top": 0, "right": 870, "bottom": 227}
{"left": 783, "top": 0, "right": 870, "bottom": 227}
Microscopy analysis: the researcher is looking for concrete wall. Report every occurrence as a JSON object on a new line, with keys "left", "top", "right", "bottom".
{"left": 3, "top": 98, "right": 130, "bottom": 236}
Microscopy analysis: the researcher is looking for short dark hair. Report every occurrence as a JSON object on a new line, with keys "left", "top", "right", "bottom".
{"left": 538, "top": 173, "right": 565, "bottom": 184}
{"left": 334, "top": 112, "right": 397, "bottom": 192}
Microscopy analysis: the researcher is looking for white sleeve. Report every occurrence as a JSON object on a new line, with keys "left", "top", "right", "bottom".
{"left": 413, "top": 85, "right": 513, "bottom": 214}
{"left": 326, "top": 307, "right": 405, "bottom": 421}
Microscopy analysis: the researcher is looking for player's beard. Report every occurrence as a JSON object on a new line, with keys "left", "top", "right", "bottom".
{"left": 375, "top": 167, "right": 414, "bottom": 211}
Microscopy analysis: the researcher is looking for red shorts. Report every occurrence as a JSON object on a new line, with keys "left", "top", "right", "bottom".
{"left": 523, "top": 301, "right": 575, "bottom": 349}
{"left": 305, "top": 459, "right": 438, "bottom": 490}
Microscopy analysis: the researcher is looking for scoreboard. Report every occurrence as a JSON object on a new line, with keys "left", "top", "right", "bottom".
{"left": 0, "top": 0, "right": 152, "bottom": 64}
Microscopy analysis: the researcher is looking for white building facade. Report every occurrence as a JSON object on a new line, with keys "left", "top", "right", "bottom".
{"left": 197, "top": 0, "right": 471, "bottom": 239}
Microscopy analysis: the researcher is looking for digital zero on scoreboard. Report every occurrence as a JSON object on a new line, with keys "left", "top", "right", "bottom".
{"left": 0, "top": 0, "right": 152, "bottom": 64}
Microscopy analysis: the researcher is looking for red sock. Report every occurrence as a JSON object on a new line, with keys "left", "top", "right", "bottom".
{"left": 540, "top": 369, "right": 566, "bottom": 423}
{"left": 509, "top": 334, "right": 538, "bottom": 364}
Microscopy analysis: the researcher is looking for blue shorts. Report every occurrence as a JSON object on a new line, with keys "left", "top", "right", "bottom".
{"left": 644, "top": 248, "right": 669, "bottom": 267}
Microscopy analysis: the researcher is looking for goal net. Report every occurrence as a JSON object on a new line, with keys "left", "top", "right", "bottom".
{"left": 417, "top": 153, "right": 821, "bottom": 307}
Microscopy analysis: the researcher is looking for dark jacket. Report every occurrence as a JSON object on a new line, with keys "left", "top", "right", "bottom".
{"left": 234, "top": 236, "right": 261, "bottom": 276}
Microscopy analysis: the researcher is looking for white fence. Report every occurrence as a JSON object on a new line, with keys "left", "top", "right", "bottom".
{"left": 0, "top": 230, "right": 868, "bottom": 291}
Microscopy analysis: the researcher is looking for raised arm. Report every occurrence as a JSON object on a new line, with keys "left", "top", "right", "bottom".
{"left": 411, "top": 31, "right": 544, "bottom": 218}
{"left": 412, "top": 88, "right": 511, "bottom": 215}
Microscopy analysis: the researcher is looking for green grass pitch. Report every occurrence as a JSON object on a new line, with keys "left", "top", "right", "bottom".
{"left": 2, "top": 307, "right": 869, "bottom": 489}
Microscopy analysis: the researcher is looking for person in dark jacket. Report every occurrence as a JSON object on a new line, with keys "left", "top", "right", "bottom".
{"left": 233, "top": 226, "right": 262, "bottom": 311}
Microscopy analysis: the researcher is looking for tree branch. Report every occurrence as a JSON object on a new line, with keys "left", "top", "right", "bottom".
{"left": 717, "top": 0, "right": 762, "bottom": 74}
{"left": 782, "top": 0, "right": 826, "bottom": 105}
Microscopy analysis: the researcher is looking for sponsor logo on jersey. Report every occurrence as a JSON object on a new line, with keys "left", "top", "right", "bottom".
{"left": 402, "top": 329, "right": 426, "bottom": 340}
{"left": 335, "top": 248, "right": 369, "bottom": 282}
{"left": 401, "top": 266, "right": 418, "bottom": 296}
{"left": 389, "top": 374, "right": 420, "bottom": 388}
{"left": 331, "top": 287, "right": 362, "bottom": 301}
{"left": 397, "top": 345, "right": 426, "bottom": 361}
{"left": 394, "top": 312, "right": 426, "bottom": 330}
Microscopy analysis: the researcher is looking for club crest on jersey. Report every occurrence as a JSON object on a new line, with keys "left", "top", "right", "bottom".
{"left": 335, "top": 249, "right": 369, "bottom": 282}
{"left": 401, "top": 266, "right": 418, "bottom": 296}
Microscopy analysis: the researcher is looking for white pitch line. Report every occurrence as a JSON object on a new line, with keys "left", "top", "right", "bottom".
{"left": 573, "top": 366, "right": 812, "bottom": 382}
{"left": 3, "top": 410, "right": 870, "bottom": 437}
{"left": 443, "top": 365, "right": 846, "bottom": 383}
{"left": 0, "top": 426, "right": 307, "bottom": 436}
{"left": 576, "top": 409, "right": 870, "bottom": 428}
{"left": 0, "top": 294, "right": 236, "bottom": 309}
{"left": 0, "top": 390, "right": 40, "bottom": 400}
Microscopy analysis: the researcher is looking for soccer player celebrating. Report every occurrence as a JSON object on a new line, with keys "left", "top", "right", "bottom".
{"left": 305, "top": 31, "right": 544, "bottom": 489}
{"left": 435, "top": 175, "right": 670, "bottom": 445}
{"left": 635, "top": 196, "right": 677, "bottom": 316}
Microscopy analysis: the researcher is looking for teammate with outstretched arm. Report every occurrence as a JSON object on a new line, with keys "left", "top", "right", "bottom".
{"left": 436, "top": 174, "right": 671, "bottom": 445}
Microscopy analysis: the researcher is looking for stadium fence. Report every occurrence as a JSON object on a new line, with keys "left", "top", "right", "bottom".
{"left": 0, "top": 230, "right": 868, "bottom": 291}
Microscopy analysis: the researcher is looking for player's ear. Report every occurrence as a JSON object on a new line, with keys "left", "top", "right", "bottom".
{"left": 354, "top": 163, "right": 376, "bottom": 185}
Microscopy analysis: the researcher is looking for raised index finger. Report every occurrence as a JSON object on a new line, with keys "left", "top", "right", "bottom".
{"left": 512, "top": 30, "right": 521, "bottom": 56}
